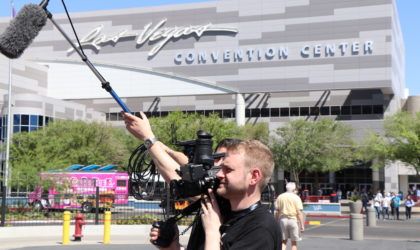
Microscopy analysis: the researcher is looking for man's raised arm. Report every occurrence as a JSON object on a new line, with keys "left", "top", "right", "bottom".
{"left": 121, "top": 111, "right": 186, "bottom": 183}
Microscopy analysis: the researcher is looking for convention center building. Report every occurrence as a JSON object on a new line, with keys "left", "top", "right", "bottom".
{"left": 1, "top": 0, "right": 419, "bottom": 195}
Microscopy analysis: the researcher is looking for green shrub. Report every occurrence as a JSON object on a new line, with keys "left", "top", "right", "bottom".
{"left": 350, "top": 195, "right": 361, "bottom": 202}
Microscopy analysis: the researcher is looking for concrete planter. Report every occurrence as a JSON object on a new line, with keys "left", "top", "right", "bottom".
{"left": 349, "top": 200, "right": 363, "bottom": 214}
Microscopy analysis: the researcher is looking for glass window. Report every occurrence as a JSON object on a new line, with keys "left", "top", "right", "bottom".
{"left": 331, "top": 106, "right": 340, "bottom": 115}
{"left": 109, "top": 113, "right": 118, "bottom": 121}
{"left": 45, "top": 117, "right": 53, "bottom": 126}
{"left": 38, "top": 115, "right": 44, "bottom": 126}
{"left": 21, "top": 126, "right": 29, "bottom": 132}
{"left": 29, "top": 126, "right": 37, "bottom": 132}
{"left": 245, "top": 109, "right": 251, "bottom": 118}
{"left": 186, "top": 110, "right": 195, "bottom": 115}
{"left": 143, "top": 111, "right": 152, "bottom": 117}
{"left": 300, "top": 107, "right": 309, "bottom": 116}
{"left": 270, "top": 108, "right": 280, "bottom": 117}
{"left": 204, "top": 110, "right": 213, "bottom": 117}
{"left": 21, "top": 115, "right": 29, "bottom": 125}
{"left": 251, "top": 108, "right": 260, "bottom": 117}
{"left": 373, "top": 105, "right": 384, "bottom": 114}
{"left": 196, "top": 110, "right": 204, "bottom": 115}
{"left": 14, "top": 114, "right": 21, "bottom": 125}
{"left": 320, "top": 106, "right": 330, "bottom": 115}
{"left": 290, "top": 107, "right": 299, "bottom": 116}
{"left": 223, "top": 109, "right": 233, "bottom": 118}
{"left": 13, "top": 126, "right": 20, "bottom": 133}
{"left": 117, "top": 180, "right": 127, "bottom": 187}
{"left": 352, "top": 105, "right": 362, "bottom": 115}
{"left": 280, "top": 108, "right": 289, "bottom": 117}
{"left": 151, "top": 111, "right": 160, "bottom": 117}
{"left": 310, "top": 107, "right": 320, "bottom": 116}
{"left": 362, "top": 105, "right": 372, "bottom": 114}
{"left": 30, "top": 115, "right": 38, "bottom": 126}
{"left": 261, "top": 108, "right": 270, "bottom": 117}
{"left": 160, "top": 111, "right": 169, "bottom": 117}
{"left": 341, "top": 106, "right": 351, "bottom": 115}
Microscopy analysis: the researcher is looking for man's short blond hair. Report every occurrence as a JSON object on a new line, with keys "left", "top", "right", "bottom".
{"left": 226, "top": 139, "right": 274, "bottom": 190}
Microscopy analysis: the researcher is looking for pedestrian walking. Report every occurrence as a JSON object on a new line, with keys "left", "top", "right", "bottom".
{"left": 373, "top": 190, "right": 383, "bottom": 219}
{"left": 405, "top": 195, "right": 415, "bottom": 220}
{"left": 382, "top": 192, "right": 391, "bottom": 220}
{"left": 361, "top": 191, "right": 370, "bottom": 214}
{"left": 390, "top": 192, "right": 401, "bottom": 220}
{"left": 337, "top": 188, "right": 342, "bottom": 200}
{"left": 275, "top": 182, "right": 305, "bottom": 250}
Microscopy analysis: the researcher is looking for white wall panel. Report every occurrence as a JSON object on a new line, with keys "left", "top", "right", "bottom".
{"left": 43, "top": 61, "right": 232, "bottom": 99}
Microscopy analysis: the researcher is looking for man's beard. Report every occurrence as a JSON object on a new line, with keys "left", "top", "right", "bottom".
{"left": 216, "top": 183, "right": 227, "bottom": 197}
{"left": 216, "top": 182, "right": 244, "bottom": 199}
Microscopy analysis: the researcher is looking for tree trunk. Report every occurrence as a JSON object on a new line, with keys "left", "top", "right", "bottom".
{"left": 290, "top": 170, "right": 300, "bottom": 189}
{"left": 314, "top": 172, "right": 320, "bottom": 196}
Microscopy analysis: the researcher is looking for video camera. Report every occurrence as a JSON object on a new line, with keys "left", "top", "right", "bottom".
{"left": 170, "top": 130, "right": 225, "bottom": 199}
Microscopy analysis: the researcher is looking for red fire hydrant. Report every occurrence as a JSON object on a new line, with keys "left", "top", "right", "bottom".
{"left": 73, "top": 212, "right": 86, "bottom": 241}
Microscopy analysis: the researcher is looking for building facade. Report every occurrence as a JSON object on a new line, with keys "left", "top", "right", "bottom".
{"left": 0, "top": 0, "right": 414, "bottom": 194}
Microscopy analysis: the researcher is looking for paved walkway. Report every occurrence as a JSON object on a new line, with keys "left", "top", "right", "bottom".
{"left": 0, "top": 224, "right": 190, "bottom": 249}
{"left": 1, "top": 205, "right": 419, "bottom": 250}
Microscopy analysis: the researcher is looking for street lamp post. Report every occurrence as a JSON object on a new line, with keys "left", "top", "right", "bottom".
{"left": 1, "top": 0, "right": 15, "bottom": 227}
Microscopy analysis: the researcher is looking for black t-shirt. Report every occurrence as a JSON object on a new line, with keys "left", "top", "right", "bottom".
{"left": 220, "top": 204, "right": 282, "bottom": 250}
{"left": 186, "top": 195, "right": 231, "bottom": 250}
{"left": 186, "top": 199, "right": 281, "bottom": 250}
{"left": 186, "top": 215, "right": 205, "bottom": 250}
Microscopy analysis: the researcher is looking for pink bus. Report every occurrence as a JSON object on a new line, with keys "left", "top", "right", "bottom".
{"left": 28, "top": 166, "right": 129, "bottom": 213}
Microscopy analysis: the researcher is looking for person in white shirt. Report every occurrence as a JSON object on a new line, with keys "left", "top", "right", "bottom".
{"left": 275, "top": 182, "right": 305, "bottom": 250}
{"left": 405, "top": 195, "right": 415, "bottom": 220}
{"left": 382, "top": 192, "right": 391, "bottom": 220}
{"left": 373, "top": 190, "right": 383, "bottom": 219}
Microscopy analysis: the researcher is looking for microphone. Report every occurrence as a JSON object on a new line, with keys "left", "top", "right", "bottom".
{"left": 0, "top": 4, "right": 48, "bottom": 59}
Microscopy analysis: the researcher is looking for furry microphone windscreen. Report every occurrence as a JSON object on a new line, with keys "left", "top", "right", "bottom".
{"left": 0, "top": 4, "right": 48, "bottom": 59}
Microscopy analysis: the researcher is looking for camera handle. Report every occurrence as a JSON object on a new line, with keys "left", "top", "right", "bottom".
{"left": 151, "top": 217, "right": 177, "bottom": 248}
{"left": 151, "top": 198, "right": 202, "bottom": 247}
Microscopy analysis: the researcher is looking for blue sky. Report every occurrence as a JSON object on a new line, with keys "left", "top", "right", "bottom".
{"left": 1, "top": 0, "right": 418, "bottom": 96}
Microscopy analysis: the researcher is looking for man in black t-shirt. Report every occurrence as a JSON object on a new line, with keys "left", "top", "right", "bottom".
{"left": 200, "top": 140, "right": 281, "bottom": 250}
{"left": 121, "top": 112, "right": 281, "bottom": 250}
{"left": 180, "top": 140, "right": 281, "bottom": 250}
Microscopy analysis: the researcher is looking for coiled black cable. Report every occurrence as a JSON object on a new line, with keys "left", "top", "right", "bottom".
{"left": 127, "top": 143, "right": 164, "bottom": 200}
